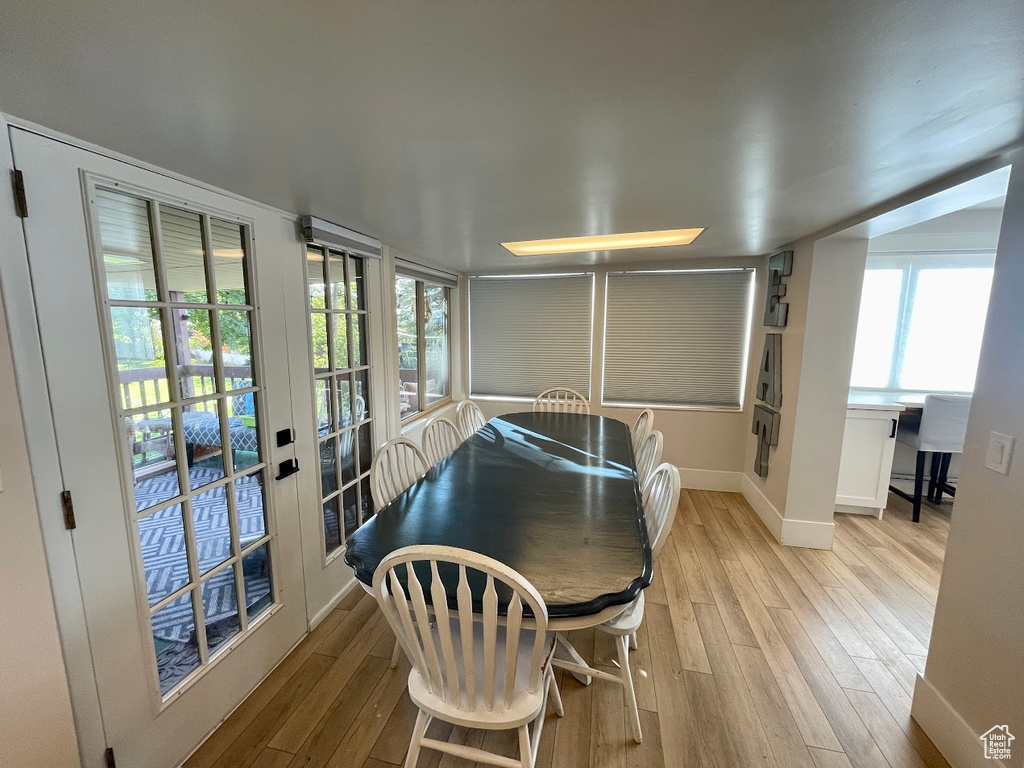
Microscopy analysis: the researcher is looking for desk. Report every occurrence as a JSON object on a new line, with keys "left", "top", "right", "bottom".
{"left": 344, "top": 412, "right": 652, "bottom": 630}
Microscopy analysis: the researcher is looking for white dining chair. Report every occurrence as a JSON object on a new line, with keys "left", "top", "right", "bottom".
{"left": 369, "top": 437, "right": 430, "bottom": 510}
{"left": 456, "top": 399, "right": 487, "bottom": 439}
{"left": 372, "top": 545, "right": 563, "bottom": 768}
{"left": 888, "top": 394, "right": 971, "bottom": 522}
{"left": 422, "top": 416, "right": 463, "bottom": 466}
{"left": 631, "top": 409, "right": 655, "bottom": 453}
{"left": 635, "top": 428, "right": 664, "bottom": 488}
{"left": 551, "top": 462, "right": 679, "bottom": 743}
{"left": 532, "top": 387, "right": 590, "bottom": 414}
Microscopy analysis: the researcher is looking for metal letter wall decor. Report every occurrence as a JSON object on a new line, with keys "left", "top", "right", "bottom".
{"left": 752, "top": 251, "right": 791, "bottom": 477}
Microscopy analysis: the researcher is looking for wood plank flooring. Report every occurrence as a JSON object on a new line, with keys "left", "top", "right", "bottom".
{"left": 186, "top": 491, "right": 951, "bottom": 768}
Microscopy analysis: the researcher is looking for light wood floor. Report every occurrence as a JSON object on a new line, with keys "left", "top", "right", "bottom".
{"left": 186, "top": 490, "right": 952, "bottom": 768}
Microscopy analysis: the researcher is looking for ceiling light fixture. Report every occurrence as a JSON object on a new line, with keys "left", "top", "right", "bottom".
{"left": 501, "top": 228, "right": 705, "bottom": 256}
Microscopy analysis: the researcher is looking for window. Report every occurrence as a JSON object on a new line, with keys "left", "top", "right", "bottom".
{"left": 305, "top": 245, "right": 374, "bottom": 556}
{"left": 396, "top": 268, "right": 452, "bottom": 419}
{"left": 603, "top": 269, "right": 754, "bottom": 409}
{"left": 850, "top": 253, "right": 995, "bottom": 393}
{"left": 469, "top": 274, "right": 594, "bottom": 399}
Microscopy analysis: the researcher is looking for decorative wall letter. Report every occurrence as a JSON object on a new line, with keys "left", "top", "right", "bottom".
{"left": 763, "top": 250, "right": 793, "bottom": 327}
{"left": 751, "top": 404, "right": 780, "bottom": 478}
{"left": 756, "top": 333, "right": 782, "bottom": 408}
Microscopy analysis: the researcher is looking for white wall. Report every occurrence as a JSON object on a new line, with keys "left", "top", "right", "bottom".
{"left": 0, "top": 259, "right": 81, "bottom": 767}
{"left": 911, "top": 149, "right": 1024, "bottom": 766}
{"left": 461, "top": 257, "right": 765, "bottom": 480}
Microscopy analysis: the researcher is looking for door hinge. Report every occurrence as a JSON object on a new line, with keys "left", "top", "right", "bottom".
{"left": 61, "top": 490, "right": 77, "bottom": 530}
{"left": 11, "top": 169, "right": 28, "bottom": 218}
{"left": 104, "top": 746, "right": 116, "bottom": 768}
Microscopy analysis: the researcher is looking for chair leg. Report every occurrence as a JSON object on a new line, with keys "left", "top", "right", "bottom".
{"left": 913, "top": 451, "right": 927, "bottom": 523}
{"left": 390, "top": 637, "right": 402, "bottom": 669}
{"left": 616, "top": 635, "right": 643, "bottom": 743}
{"left": 629, "top": 631, "right": 637, "bottom": 651}
{"left": 404, "top": 709, "right": 428, "bottom": 768}
{"left": 937, "top": 453, "right": 952, "bottom": 502}
{"left": 547, "top": 667, "right": 564, "bottom": 717}
{"left": 518, "top": 724, "right": 535, "bottom": 768}
{"left": 928, "top": 452, "right": 941, "bottom": 502}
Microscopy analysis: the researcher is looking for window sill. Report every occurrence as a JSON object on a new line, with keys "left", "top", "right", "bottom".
{"left": 400, "top": 397, "right": 455, "bottom": 432}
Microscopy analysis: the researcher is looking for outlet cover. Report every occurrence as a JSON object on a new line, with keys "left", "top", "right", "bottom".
{"left": 985, "top": 432, "right": 1015, "bottom": 475}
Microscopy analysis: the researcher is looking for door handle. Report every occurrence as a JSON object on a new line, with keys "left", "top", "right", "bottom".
{"left": 890, "top": 418, "right": 898, "bottom": 438}
{"left": 276, "top": 458, "right": 300, "bottom": 480}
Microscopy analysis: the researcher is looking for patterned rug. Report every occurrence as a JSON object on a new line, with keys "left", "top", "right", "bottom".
{"left": 138, "top": 463, "right": 271, "bottom": 643}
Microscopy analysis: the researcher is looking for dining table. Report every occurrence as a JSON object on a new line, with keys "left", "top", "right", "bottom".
{"left": 344, "top": 410, "right": 653, "bottom": 682}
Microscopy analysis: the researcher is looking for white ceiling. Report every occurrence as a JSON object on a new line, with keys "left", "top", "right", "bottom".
{"left": 1, "top": 1, "right": 1022, "bottom": 270}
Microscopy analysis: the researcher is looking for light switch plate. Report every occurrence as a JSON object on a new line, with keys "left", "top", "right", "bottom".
{"left": 985, "top": 432, "right": 1015, "bottom": 475}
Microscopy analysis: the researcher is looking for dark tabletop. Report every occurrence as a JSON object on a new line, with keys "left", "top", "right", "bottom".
{"left": 344, "top": 412, "right": 652, "bottom": 618}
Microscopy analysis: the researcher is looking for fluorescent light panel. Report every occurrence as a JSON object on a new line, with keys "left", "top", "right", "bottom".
{"left": 502, "top": 228, "right": 705, "bottom": 256}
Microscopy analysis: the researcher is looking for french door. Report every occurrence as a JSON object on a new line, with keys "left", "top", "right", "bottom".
{"left": 10, "top": 128, "right": 309, "bottom": 768}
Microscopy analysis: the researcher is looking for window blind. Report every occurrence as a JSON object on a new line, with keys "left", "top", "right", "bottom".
{"left": 470, "top": 274, "right": 593, "bottom": 398}
{"left": 603, "top": 269, "right": 753, "bottom": 408}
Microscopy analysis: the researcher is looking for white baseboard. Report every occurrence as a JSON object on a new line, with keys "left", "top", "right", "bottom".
{"left": 676, "top": 468, "right": 744, "bottom": 492}
{"left": 308, "top": 576, "right": 359, "bottom": 631}
{"left": 739, "top": 474, "right": 835, "bottom": 549}
{"left": 911, "top": 674, "right": 1007, "bottom": 768}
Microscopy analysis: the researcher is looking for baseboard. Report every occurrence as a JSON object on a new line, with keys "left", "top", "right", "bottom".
{"left": 676, "top": 468, "right": 744, "bottom": 492}
{"left": 911, "top": 674, "right": 1008, "bottom": 768}
{"left": 309, "top": 576, "right": 359, "bottom": 631}
{"left": 739, "top": 474, "right": 835, "bottom": 549}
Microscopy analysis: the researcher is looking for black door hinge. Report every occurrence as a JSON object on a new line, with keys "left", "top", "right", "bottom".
{"left": 11, "top": 169, "right": 27, "bottom": 218}
{"left": 61, "top": 490, "right": 76, "bottom": 530}
{"left": 104, "top": 746, "right": 116, "bottom": 768}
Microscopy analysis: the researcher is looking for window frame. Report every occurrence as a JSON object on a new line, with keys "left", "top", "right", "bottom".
{"left": 851, "top": 251, "right": 995, "bottom": 396}
{"left": 395, "top": 272, "right": 453, "bottom": 422}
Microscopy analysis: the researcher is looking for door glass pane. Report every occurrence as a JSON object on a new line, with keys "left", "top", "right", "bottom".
{"left": 315, "top": 378, "right": 332, "bottom": 435}
{"left": 218, "top": 310, "right": 253, "bottom": 389}
{"left": 235, "top": 469, "right": 267, "bottom": 546}
{"left": 129, "top": 409, "right": 180, "bottom": 508}
{"left": 360, "top": 477, "right": 375, "bottom": 525}
{"left": 202, "top": 567, "right": 241, "bottom": 655}
{"left": 227, "top": 391, "right": 260, "bottom": 473}
{"left": 899, "top": 267, "right": 994, "bottom": 392}
{"left": 323, "top": 498, "right": 342, "bottom": 555}
{"left": 174, "top": 308, "right": 215, "bottom": 398}
{"left": 210, "top": 218, "right": 249, "bottom": 305}
{"left": 140, "top": 504, "right": 190, "bottom": 606}
{"left": 336, "top": 375, "right": 352, "bottom": 430}
{"left": 357, "top": 423, "right": 372, "bottom": 476}
{"left": 340, "top": 429, "right": 356, "bottom": 486}
{"left": 152, "top": 592, "right": 200, "bottom": 694}
{"left": 348, "top": 255, "right": 365, "bottom": 310}
{"left": 850, "top": 269, "right": 903, "bottom": 389}
{"left": 96, "top": 188, "right": 158, "bottom": 301}
{"left": 351, "top": 312, "right": 367, "bottom": 367}
{"left": 320, "top": 437, "right": 339, "bottom": 497}
{"left": 354, "top": 369, "right": 370, "bottom": 421}
{"left": 424, "top": 283, "right": 449, "bottom": 405}
{"left": 241, "top": 544, "right": 273, "bottom": 622}
{"left": 306, "top": 246, "right": 326, "bottom": 309}
{"left": 160, "top": 206, "right": 209, "bottom": 302}
{"left": 343, "top": 483, "right": 359, "bottom": 540}
{"left": 192, "top": 485, "right": 232, "bottom": 575}
{"left": 329, "top": 251, "right": 346, "bottom": 310}
{"left": 331, "top": 314, "right": 350, "bottom": 370}
{"left": 111, "top": 306, "right": 170, "bottom": 408}
{"left": 310, "top": 313, "right": 329, "bottom": 372}
{"left": 184, "top": 399, "right": 225, "bottom": 488}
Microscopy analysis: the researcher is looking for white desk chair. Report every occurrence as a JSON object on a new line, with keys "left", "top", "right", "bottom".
{"left": 370, "top": 438, "right": 430, "bottom": 510}
{"left": 373, "top": 545, "right": 563, "bottom": 768}
{"left": 631, "top": 409, "right": 655, "bottom": 453}
{"left": 422, "top": 416, "right": 464, "bottom": 466}
{"left": 551, "top": 463, "right": 680, "bottom": 743}
{"left": 456, "top": 399, "right": 487, "bottom": 440}
{"left": 888, "top": 394, "right": 971, "bottom": 522}
{"left": 532, "top": 388, "right": 590, "bottom": 414}
{"left": 635, "top": 429, "right": 664, "bottom": 488}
